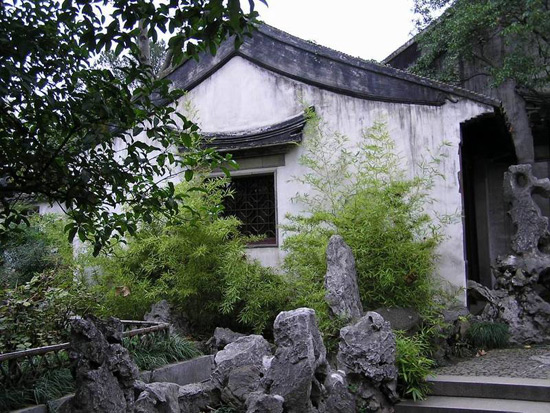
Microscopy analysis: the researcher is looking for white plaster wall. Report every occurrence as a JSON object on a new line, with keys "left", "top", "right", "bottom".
{"left": 177, "top": 56, "right": 495, "bottom": 298}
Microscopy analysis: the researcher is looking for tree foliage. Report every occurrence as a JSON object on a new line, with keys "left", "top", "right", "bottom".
{"left": 96, "top": 39, "right": 168, "bottom": 85}
{"left": 0, "top": 0, "right": 265, "bottom": 254}
{"left": 412, "top": 0, "right": 550, "bottom": 94}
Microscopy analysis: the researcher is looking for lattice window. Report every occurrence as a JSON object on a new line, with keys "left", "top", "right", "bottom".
{"left": 223, "top": 174, "right": 277, "bottom": 245}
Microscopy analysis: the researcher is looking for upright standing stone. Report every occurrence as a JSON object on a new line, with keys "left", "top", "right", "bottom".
{"left": 265, "top": 308, "right": 328, "bottom": 413}
{"left": 60, "top": 317, "right": 139, "bottom": 413}
{"left": 325, "top": 235, "right": 363, "bottom": 320}
{"left": 503, "top": 164, "right": 550, "bottom": 256}
{"left": 468, "top": 165, "right": 550, "bottom": 344}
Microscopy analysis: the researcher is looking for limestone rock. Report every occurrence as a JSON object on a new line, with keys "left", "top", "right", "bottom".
{"left": 338, "top": 312, "right": 397, "bottom": 383}
{"left": 442, "top": 305, "right": 469, "bottom": 324}
{"left": 245, "top": 391, "right": 284, "bottom": 413}
{"left": 337, "top": 312, "right": 398, "bottom": 408}
{"left": 178, "top": 381, "right": 220, "bottom": 413}
{"left": 211, "top": 335, "right": 272, "bottom": 405}
{"left": 374, "top": 307, "right": 421, "bottom": 335}
{"left": 323, "top": 371, "right": 356, "bottom": 413}
{"left": 144, "top": 300, "right": 191, "bottom": 336}
{"left": 469, "top": 278, "right": 550, "bottom": 343}
{"left": 325, "top": 235, "right": 363, "bottom": 320}
{"left": 503, "top": 164, "right": 550, "bottom": 255}
{"left": 134, "top": 381, "right": 219, "bottom": 413}
{"left": 464, "top": 165, "right": 550, "bottom": 344}
{"left": 265, "top": 308, "right": 328, "bottom": 413}
{"left": 61, "top": 316, "right": 139, "bottom": 413}
{"left": 134, "top": 382, "right": 180, "bottom": 413}
{"left": 206, "top": 327, "right": 245, "bottom": 353}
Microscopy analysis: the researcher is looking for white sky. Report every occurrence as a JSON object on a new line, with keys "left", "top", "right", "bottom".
{"left": 252, "top": 0, "right": 417, "bottom": 62}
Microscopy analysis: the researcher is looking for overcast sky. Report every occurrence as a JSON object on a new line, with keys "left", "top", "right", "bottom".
{"left": 252, "top": 0, "right": 417, "bottom": 62}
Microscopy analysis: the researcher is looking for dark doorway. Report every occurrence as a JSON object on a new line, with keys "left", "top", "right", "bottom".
{"left": 460, "top": 113, "right": 516, "bottom": 290}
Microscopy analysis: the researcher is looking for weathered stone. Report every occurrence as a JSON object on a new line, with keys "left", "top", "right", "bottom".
{"left": 323, "top": 371, "right": 356, "bottom": 413}
{"left": 325, "top": 235, "right": 363, "bottom": 320}
{"left": 206, "top": 327, "right": 245, "bottom": 353}
{"left": 211, "top": 335, "right": 272, "bottom": 405}
{"left": 374, "top": 307, "right": 421, "bottom": 335}
{"left": 497, "top": 254, "right": 550, "bottom": 283}
{"left": 337, "top": 312, "right": 397, "bottom": 383}
{"left": 47, "top": 394, "right": 73, "bottom": 412}
{"left": 134, "top": 381, "right": 219, "bottom": 413}
{"left": 503, "top": 164, "right": 550, "bottom": 255}
{"left": 60, "top": 316, "right": 139, "bottom": 413}
{"left": 337, "top": 312, "right": 398, "bottom": 408}
{"left": 144, "top": 300, "right": 191, "bottom": 336}
{"left": 223, "top": 364, "right": 265, "bottom": 405}
{"left": 442, "top": 305, "right": 469, "bottom": 324}
{"left": 464, "top": 165, "right": 550, "bottom": 344}
{"left": 178, "top": 381, "right": 220, "bottom": 413}
{"left": 469, "top": 278, "right": 550, "bottom": 343}
{"left": 245, "top": 391, "right": 284, "bottom": 413}
{"left": 265, "top": 308, "right": 328, "bottom": 413}
{"left": 134, "top": 382, "right": 180, "bottom": 413}
{"left": 144, "top": 300, "right": 172, "bottom": 324}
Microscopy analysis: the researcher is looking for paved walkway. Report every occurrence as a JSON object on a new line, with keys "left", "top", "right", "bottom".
{"left": 434, "top": 345, "right": 550, "bottom": 379}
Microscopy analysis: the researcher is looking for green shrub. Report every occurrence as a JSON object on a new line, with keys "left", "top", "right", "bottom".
{"left": 283, "top": 113, "right": 445, "bottom": 320}
{"left": 395, "top": 332, "right": 434, "bottom": 401}
{"left": 0, "top": 270, "right": 98, "bottom": 353}
{"left": 94, "top": 176, "right": 289, "bottom": 334}
{"left": 466, "top": 321, "right": 509, "bottom": 349}
{"left": 0, "top": 214, "right": 74, "bottom": 288}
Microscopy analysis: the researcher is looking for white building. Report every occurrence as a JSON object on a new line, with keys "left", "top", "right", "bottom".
{"left": 160, "top": 24, "right": 510, "bottom": 298}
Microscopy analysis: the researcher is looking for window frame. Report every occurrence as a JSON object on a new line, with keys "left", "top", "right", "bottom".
{"left": 215, "top": 169, "right": 279, "bottom": 248}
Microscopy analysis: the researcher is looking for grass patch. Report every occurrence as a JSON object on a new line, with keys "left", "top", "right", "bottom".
{"left": 0, "top": 367, "right": 74, "bottom": 411}
{"left": 124, "top": 332, "right": 202, "bottom": 371}
{"left": 466, "top": 321, "right": 509, "bottom": 350}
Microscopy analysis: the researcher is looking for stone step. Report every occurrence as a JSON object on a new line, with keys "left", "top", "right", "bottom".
{"left": 395, "top": 395, "right": 550, "bottom": 413}
{"left": 428, "top": 375, "right": 550, "bottom": 402}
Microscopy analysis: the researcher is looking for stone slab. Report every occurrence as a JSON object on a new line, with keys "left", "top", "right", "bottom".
{"left": 146, "top": 355, "right": 215, "bottom": 386}
{"left": 11, "top": 405, "right": 47, "bottom": 413}
{"left": 429, "top": 375, "right": 550, "bottom": 402}
{"left": 395, "top": 395, "right": 550, "bottom": 413}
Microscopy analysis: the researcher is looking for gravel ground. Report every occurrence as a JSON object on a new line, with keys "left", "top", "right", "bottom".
{"left": 434, "top": 345, "right": 550, "bottom": 379}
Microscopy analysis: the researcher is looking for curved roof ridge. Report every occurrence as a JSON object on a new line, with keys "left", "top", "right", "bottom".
{"left": 166, "top": 23, "right": 499, "bottom": 108}
{"left": 255, "top": 24, "right": 499, "bottom": 107}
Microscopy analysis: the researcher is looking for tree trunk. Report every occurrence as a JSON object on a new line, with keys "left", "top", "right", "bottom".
{"left": 497, "top": 79, "right": 535, "bottom": 164}
{"left": 138, "top": 20, "right": 151, "bottom": 77}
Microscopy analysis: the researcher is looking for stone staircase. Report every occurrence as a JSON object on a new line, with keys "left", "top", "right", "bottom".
{"left": 394, "top": 375, "right": 550, "bottom": 413}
